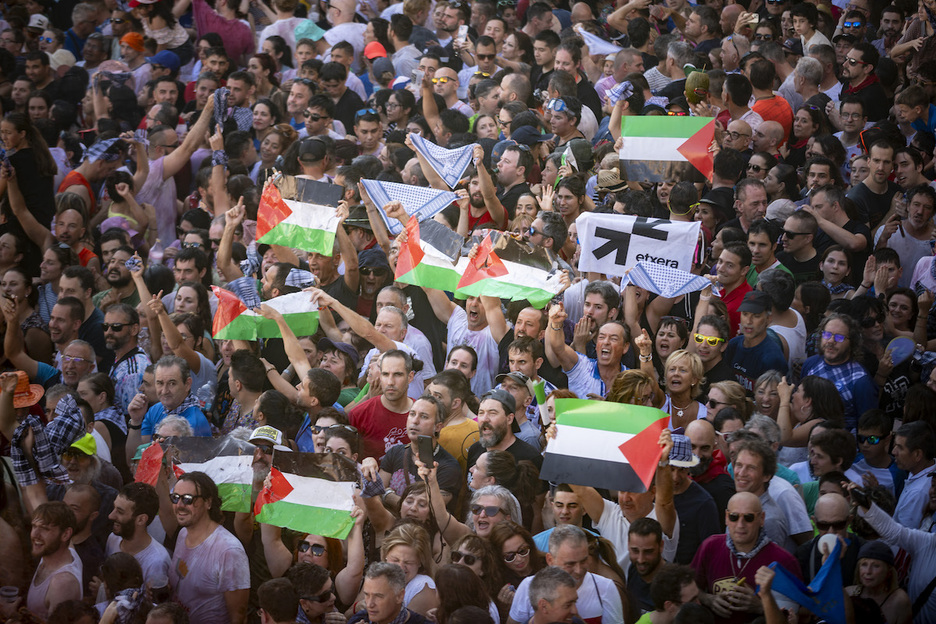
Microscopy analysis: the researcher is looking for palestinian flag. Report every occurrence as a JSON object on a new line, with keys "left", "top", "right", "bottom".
{"left": 394, "top": 216, "right": 463, "bottom": 293}
{"left": 618, "top": 116, "right": 715, "bottom": 184}
{"left": 212, "top": 287, "right": 319, "bottom": 340}
{"left": 455, "top": 232, "right": 564, "bottom": 308}
{"left": 160, "top": 436, "right": 256, "bottom": 513}
{"left": 254, "top": 451, "right": 360, "bottom": 539}
{"left": 257, "top": 174, "right": 345, "bottom": 255}
{"left": 541, "top": 399, "right": 669, "bottom": 493}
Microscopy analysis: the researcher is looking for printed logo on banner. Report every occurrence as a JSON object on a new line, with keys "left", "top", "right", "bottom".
{"left": 575, "top": 213, "right": 701, "bottom": 278}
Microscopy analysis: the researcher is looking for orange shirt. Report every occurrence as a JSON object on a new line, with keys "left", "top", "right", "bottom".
{"left": 753, "top": 95, "right": 794, "bottom": 147}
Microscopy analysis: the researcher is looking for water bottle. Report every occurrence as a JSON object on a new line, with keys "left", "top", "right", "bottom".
{"left": 195, "top": 383, "right": 214, "bottom": 414}
{"left": 150, "top": 238, "right": 164, "bottom": 265}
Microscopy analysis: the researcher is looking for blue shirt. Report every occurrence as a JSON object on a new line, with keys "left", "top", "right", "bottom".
{"left": 141, "top": 402, "right": 211, "bottom": 437}
{"left": 724, "top": 331, "right": 789, "bottom": 391}
{"left": 801, "top": 355, "right": 878, "bottom": 431}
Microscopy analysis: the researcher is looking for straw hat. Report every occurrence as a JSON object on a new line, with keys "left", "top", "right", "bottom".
{"left": 3, "top": 371, "right": 44, "bottom": 409}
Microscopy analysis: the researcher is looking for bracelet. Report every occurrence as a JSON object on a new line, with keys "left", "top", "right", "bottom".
{"left": 550, "top": 324, "right": 563, "bottom": 331}
{"left": 639, "top": 353, "right": 652, "bottom": 362}
{"left": 128, "top": 422, "right": 142, "bottom": 430}
{"left": 699, "top": 295, "right": 711, "bottom": 301}
{"left": 265, "top": 367, "right": 275, "bottom": 374}
{"left": 861, "top": 283, "right": 872, "bottom": 289}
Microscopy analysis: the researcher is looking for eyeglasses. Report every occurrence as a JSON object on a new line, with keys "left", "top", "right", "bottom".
{"left": 727, "top": 130, "right": 752, "bottom": 141}
{"left": 693, "top": 333, "right": 724, "bottom": 346}
{"left": 169, "top": 493, "right": 205, "bottom": 505}
{"left": 302, "top": 588, "right": 334, "bottom": 603}
{"left": 840, "top": 112, "right": 864, "bottom": 120}
{"left": 815, "top": 519, "right": 848, "bottom": 531}
{"left": 355, "top": 108, "right": 378, "bottom": 120}
{"left": 39, "top": 36, "right": 54, "bottom": 43}
{"left": 753, "top": 34, "right": 773, "bottom": 41}
{"left": 844, "top": 57, "right": 868, "bottom": 66}
{"left": 451, "top": 551, "right": 478, "bottom": 565}
{"left": 101, "top": 322, "right": 128, "bottom": 332}
{"left": 182, "top": 242, "right": 204, "bottom": 249}
{"left": 860, "top": 315, "right": 885, "bottom": 328}
{"left": 360, "top": 267, "right": 388, "bottom": 276}
{"left": 782, "top": 229, "right": 809, "bottom": 238}
{"left": 470, "top": 504, "right": 505, "bottom": 517}
{"left": 821, "top": 331, "right": 847, "bottom": 343}
{"left": 298, "top": 541, "right": 327, "bottom": 556}
{"left": 727, "top": 512, "right": 757, "bottom": 523}
{"left": 843, "top": 21, "right": 862, "bottom": 27}
{"left": 747, "top": 163, "right": 765, "bottom": 173}
{"left": 210, "top": 238, "right": 222, "bottom": 246}
{"left": 432, "top": 76, "right": 453, "bottom": 84}
{"left": 503, "top": 546, "right": 531, "bottom": 563}
{"left": 327, "top": 3, "right": 340, "bottom": 12}
{"left": 62, "top": 355, "right": 92, "bottom": 364}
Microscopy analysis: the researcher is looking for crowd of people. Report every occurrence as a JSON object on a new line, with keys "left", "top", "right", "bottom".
{"left": 1, "top": 0, "right": 936, "bottom": 621}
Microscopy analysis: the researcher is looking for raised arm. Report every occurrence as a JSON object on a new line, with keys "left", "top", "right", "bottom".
{"left": 481, "top": 295, "right": 509, "bottom": 343}
{"left": 416, "top": 457, "right": 471, "bottom": 544}
{"left": 545, "top": 304, "right": 579, "bottom": 371}
{"left": 473, "top": 145, "right": 507, "bottom": 229}
{"left": 217, "top": 202, "right": 246, "bottom": 281}
{"left": 422, "top": 285, "right": 459, "bottom": 324}
{"left": 148, "top": 294, "right": 203, "bottom": 374}
{"left": 309, "top": 287, "right": 396, "bottom": 352}
{"left": 332, "top": 201, "right": 360, "bottom": 293}
{"left": 358, "top": 181, "right": 393, "bottom": 252}
{"left": 163, "top": 95, "right": 214, "bottom": 180}
{"left": 654, "top": 430, "right": 676, "bottom": 539}
{"left": 256, "top": 304, "right": 314, "bottom": 378}
{"left": 1, "top": 297, "right": 39, "bottom": 380}
{"left": 405, "top": 134, "right": 449, "bottom": 191}
{"left": 334, "top": 506, "right": 366, "bottom": 606}
{"left": 208, "top": 129, "right": 231, "bottom": 217}
{"left": 129, "top": 136, "right": 150, "bottom": 193}
{"left": 0, "top": 373, "right": 19, "bottom": 443}
{"left": 419, "top": 75, "right": 443, "bottom": 156}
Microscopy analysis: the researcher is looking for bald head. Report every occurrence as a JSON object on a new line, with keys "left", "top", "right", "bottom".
{"left": 720, "top": 4, "right": 743, "bottom": 34}
{"left": 753, "top": 121, "right": 784, "bottom": 152}
{"left": 728, "top": 491, "right": 763, "bottom": 513}
{"left": 725, "top": 119, "right": 752, "bottom": 150}
{"left": 814, "top": 493, "right": 849, "bottom": 519}
{"left": 436, "top": 67, "right": 458, "bottom": 82}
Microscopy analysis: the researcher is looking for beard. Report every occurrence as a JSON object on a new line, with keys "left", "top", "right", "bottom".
{"left": 688, "top": 455, "right": 712, "bottom": 477}
{"left": 479, "top": 424, "right": 506, "bottom": 449}
{"left": 113, "top": 520, "right": 137, "bottom": 539}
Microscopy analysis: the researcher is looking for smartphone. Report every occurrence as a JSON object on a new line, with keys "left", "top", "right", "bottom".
{"left": 457, "top": 24, "right": 468, "bottom": 42}
{"left": 411, "top": 69, "right": 424, "bottom": 89}
{"left": 417, "top": 435, "right": 434, "bottom": 466}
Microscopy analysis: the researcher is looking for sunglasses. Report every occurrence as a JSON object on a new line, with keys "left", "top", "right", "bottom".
{"left": 254, "top": 444, "right": 274, "bottom": 455}
{"left": 707, "top": 399, "right": 727, "bottom": 409}
{"left": 753, "top": 34, "right": 773, "bottom": 41}
{"left": 360, "top": 267, "right": 388, "bottom": 276}
{"left": 474, "top": 71, "right": 491, "bottom": 77}
{"left": 182, "top": 241, "right": 204, "bottom": 249}
{"left": 432, "top": 76, "right": 452, "bottom": 84}
{"left": 355, "top": 107, "right": 379, "bottom": 119}
{"left": 298, "top": 541, "right": 327, "bottom": 556}
{"left": 311, "top": 423, "right": 359, "bottom": 434}
{"left": 451, "top": 551, "right": 478, "bottom": 565}
{"left": 477, "top": 54, "right": 495, "bottom": 61}
{"left": 857, "top": 434, "right": 883, "bottom": 445}
{"left": 528, "top": 226, "right": 542, "bottom": 237}
{"left": 111, "top": 17, "right": 126, "bottom": 23}
{"left": 783, "top": 229, "right": 809, "bottom": 238}
{"left": 302, "top": 588, "right": 334, "bottom": 603}
{"left": 843, "top": 21, "right": 862, "bottom": 27}
{"left": 470, "top": 504, "right": 505, "bottom": 517}
{"left": 169, "top": 493, "right": 204, "bottom": 505}
{"left": 101, "top": 322, "right": 129, "bottom": 332}
{"left": 821, "top": 331, "right": 847, "bottom": 343}
{"left": 693, "top": 333, "right": 724, "bottom": 346}
{"left": 667, "top": 111, "right": 689, "bottom": 116}
{"left": 844, "top": 57, "right": 868, "bottom": 66}
{"left": 815, "top": 519, "right": 848, "bottom": 531}
{"left": 39, "top": 36, "right": 54, "bottom": 43}
{"left": 503, "top": 546, "right": 531, "bottom": 563}
{"left": 304, "top": 111, "right": 324, "bottom": 121}
{"left": 747, "top": 163, "right": 765, "bottom": 173}
{"left": 727, "top": 512, "right": 757, "bottom": 523}
{"left": 860, "top": 315, "right": 885, "bottom": 328}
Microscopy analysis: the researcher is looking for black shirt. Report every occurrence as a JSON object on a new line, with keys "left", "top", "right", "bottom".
{"left": 498, "top": 182, "right": 530, "bottom": 222}
{"left": 576, "top": 75, "right": 604, "bottom": 122}
{"left": 813, "top": 219, "right": 872, "bottom": 286}
{"left": 466, "top": 437, "right": 543, "bottom": 472}
{"left": 332, "top": 88, "right": 367, "bottom": 140}
{"left": 776, "top": 250, "right": 822, "bottom": 285}
{"left": 847, "top": 180, "right": 900, "bottom": 229}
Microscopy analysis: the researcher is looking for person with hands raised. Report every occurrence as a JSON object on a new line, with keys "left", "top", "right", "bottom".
{"left": 545, "top": 302, "right": 627, "bottom": 399}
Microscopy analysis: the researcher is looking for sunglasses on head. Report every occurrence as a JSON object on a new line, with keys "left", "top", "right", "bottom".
{"left": 857, "top": 434, "right": 883, "bottom": 445}
{"left": 693, "top": 333, "right": 724, "bottom": 346}
{"left": 470, "top": 504, "right": 505, "bottom": 517}
{"left": 355, "top": 108, "right": 379, "bottom": 119}
{"left": 298, "top": 541, "right": 327, "bottom": 556}
{"left": 169, "top": 493, "right": 204, "bottom": 505}
{"left": 816, "top": 519, "right": 848, "bottom": 531}
{"left": 727, "top": 511, "right": 757, "bottom": 523}
{"left": 451, "top": 551, "right": 478, "bottom": 565}
{"left": 503, "top": 546, "right": 531, "bottom": 563}
{"left": 545, "top": 98, "right": 568, "bottom": 113}
{"left": 101, "top": 322, "right": 128, "bottom": 332}
{"left": 821, "top": 331, "right": 847, "bottom": 343}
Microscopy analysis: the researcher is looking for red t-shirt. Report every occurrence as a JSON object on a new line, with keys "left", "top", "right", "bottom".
{"left": 349, "top": 396, "right": 410, "bottom": 461}
{"left": 752, "top": 95, "right": 794, "bottom": 147}
{"left": 720, "top": 280, "right": 752, "bottom": 338}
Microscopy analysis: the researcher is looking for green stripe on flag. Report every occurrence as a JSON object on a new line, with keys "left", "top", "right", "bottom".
{"left": 218, "top": 482, "right": 252, "bottom": 513}
{"left": 554, "top": 399, "right": 668, "bottom": 434}
{"left": 455, "top": 280, "right": 555, "bottom": 308}
{"left": 257, "top": 223, "right": 337, "bottom": 256}
{"left": 255, "top": 500, "right": 354, "bottom": 539}
{"left": 396, "top": 262, "right": 461, "bottom": 293}
{"left": 621, "top": 116, "right": 711, "bottom": 139}
{"left": 214, "top": 311, "right": 319, "bottom": 340}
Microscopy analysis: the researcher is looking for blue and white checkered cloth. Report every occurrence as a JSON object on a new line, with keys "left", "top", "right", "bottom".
{"left": 623, "top": 261, "right": 711, "bottom": 298}
{"left": 408, "top": 133, "right": 476, "bottom": 189}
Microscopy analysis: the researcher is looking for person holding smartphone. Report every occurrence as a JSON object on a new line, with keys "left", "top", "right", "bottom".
{"left": 361, "top": 394, "right": 463, "bottom": 512}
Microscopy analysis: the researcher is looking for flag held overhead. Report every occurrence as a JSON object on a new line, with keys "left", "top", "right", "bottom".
{"left": 360, "top": 179, "right": 459, "bottom": 236}
{"left": 212, "top": 288, "right": 319, "bottom": 340}
{"left": 541, "top": 399, "right": 669, "bottom": 493}
{"left": 408, "top": 133, "right": 477, "bottom": 189}
{"left": 394, "top": 216, "right": 464, "bottom": 293}
{"left": 257, "top": 175, "right": 345, "bottom": 255}
{"left": 618, "top": 116, "right": 715, "bottom": 183}
{"left": 161, "top": 435, "right": 257, "bottom": 513}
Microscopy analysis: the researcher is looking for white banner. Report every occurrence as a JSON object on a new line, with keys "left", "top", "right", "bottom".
{"left": 576, "top": 213, "right": 701, "bottom": 278}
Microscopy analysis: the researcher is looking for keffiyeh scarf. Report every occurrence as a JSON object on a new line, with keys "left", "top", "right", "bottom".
{"left": 11, "top": 394, "right": 85, "bottom": 486}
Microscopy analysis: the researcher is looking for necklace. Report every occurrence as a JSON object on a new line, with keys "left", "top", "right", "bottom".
{"left": 670, "top": 398, "right": 692, "bottom": 419}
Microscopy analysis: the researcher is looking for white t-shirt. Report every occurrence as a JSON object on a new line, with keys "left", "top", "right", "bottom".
{"left": 762, "top": 477, "right": 814, "bottom": 552}
{"left": 596, "top": 498, "right": 679, "bottom": 573}
{"left": 170, "top": 525, "right": 250, "bottom": 624}
{"left": 447, "top": 305, "right": 499, "bottom": 396}
{"left": 404, "top": 573, "right": 435, "bottom": 608}
{"left": 106, "top": 533, "right": 172, "bottom": 585}
{"left": 509, "top": 571, "right": 624, "bottom": 624}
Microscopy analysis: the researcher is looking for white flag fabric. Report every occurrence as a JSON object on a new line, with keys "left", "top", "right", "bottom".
{"left": 579, "top": 30, "right": 622, "bottom": 56}
{"left": 576, "top": 213, "right": 701, "bottom": 278}
{"left": 409, "top": 133, "right": 477, "bottom": 189}
{"left": 623, "top": 261, "right": 712, "bottom": 298}
{"left": 360, "top": 179, "right": 458, "bottom": 235}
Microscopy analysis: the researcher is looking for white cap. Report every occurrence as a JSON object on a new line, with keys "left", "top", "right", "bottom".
{"left": 249, "top": 425, "right": 291, "bottom": 452}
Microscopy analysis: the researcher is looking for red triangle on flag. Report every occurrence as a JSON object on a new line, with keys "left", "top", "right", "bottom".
{"left": 211, "top": 286, "right": 248, "bottom": 337}
{"left": 458, "top": 235, "right": 508, "bottom": 289}
{"left": 256, "top": 182, "right": 292, "bottom": 239}
{"left": 677, "top": 119, "right": 716, "bottom": 182}
{"left": 617, "top": 415, "right": 669, "bottom": 491}
{"left": 253, "top": 467, "right": 294, "bottom": 516}
{"left": 395, "top": 216, "right": 425, "bottom": 279}
{"left": 134, "top": 442, "right": 164, "bottom": 486}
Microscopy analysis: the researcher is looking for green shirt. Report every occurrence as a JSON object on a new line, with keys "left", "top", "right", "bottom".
{"left": 746, "top": 259, "right": 793, "bottom": 287}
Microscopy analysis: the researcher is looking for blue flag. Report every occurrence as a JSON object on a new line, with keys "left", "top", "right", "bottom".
{"left": 766, "top": 540, "right": 846, "bottom": 624}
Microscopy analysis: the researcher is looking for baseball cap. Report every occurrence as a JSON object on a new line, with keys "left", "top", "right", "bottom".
{"left": 496, "top": 372, "right": 536, "bottom": 399}
{"left": 373, "top": 58, "right": 395, "bottom": 78}
{"left": 317, "top": 337, "right": 361, "bottom": 368}
{"left": 364, "top": 41, "right": 388, "bottom": 60}
{"left": 145, "top": 50, "right": 180, "bottom": 72}
{"left": 481, "top": 388, "right": 517, "bottom": 415}
{"left": 28, "top": 14, "right": 50, "bottom": 30}
{"left": 249, "top": 425, "right": 292, "bottom": 452}
{"left": 69, "top": 433, "right": 98, "bottom": 456}
{"left": 765, "top": 199, "right": 797, "bottom": 224}
{"left": 510, "top": 125, "right": 555, "bottom": 148}
{"left": 298, "top": 137, "right": 328, "bottom": 162}
{"left": 359, "top": 248, "right": 390, "bottom": 271}
{"left": 738, "top": 290, "right": 772, "bottom": 314}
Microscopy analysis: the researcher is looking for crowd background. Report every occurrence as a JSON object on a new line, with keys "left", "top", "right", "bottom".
{"left": 1, "top": 0, "right": 936, "bottom": 621}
